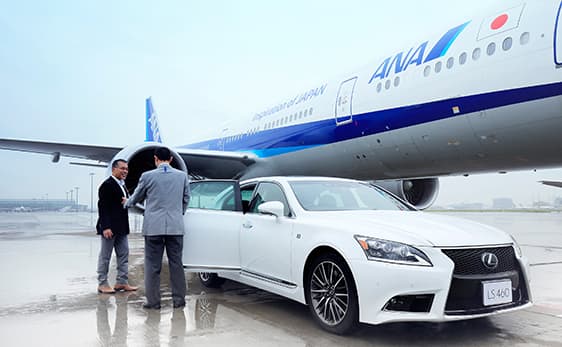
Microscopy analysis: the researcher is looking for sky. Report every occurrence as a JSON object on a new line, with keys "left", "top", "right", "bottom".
{"left": 1, "top": 0, "right": 561, "bottom": 208}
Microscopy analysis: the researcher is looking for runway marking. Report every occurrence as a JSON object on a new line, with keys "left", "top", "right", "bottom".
{"left": 520, "top": 244, "right": 562, "bottom": 250}
{"left": 529, "top": 261, "right": 562, "bottom": 267}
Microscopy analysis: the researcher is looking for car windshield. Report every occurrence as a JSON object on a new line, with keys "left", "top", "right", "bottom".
{"left": 289, "top": 181, "right": 412, "bottom": 211}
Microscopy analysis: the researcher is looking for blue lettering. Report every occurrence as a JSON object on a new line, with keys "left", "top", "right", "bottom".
{"left": 369, "top": 57, "right": 390, "bottom": 83}
{"left": 386, "top": 48, "right": 413, "bottom": 77}
{"left": 404, "top": 41, "right": 428, "bottom": 70}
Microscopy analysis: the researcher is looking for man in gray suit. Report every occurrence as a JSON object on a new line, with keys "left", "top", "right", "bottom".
{"left": 124, "top": 147, "right": 190, "bottom": 309}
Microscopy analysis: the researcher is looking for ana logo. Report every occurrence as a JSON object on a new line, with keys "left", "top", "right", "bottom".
{"left": 369, "top": 22, "right": 469, "bottom": 83}
{"left": 148, "top": 111, "right": 161, "bottom": 142}
{"left": 481, "top": 252, "right": 499, "bottom": 270}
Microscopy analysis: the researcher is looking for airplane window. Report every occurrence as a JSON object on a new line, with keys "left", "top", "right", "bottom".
{"left": 304, "top": 109, "right": 308, "bottom": 117}
{"left": 394, "top": 76, "right": 400, "bottom": 87}
{"left": 423, "top": 65, "right": 431, "bottom": 77}
{"left": 520, "top": 32, "right": 530, "bottom": 45}
{"left": 385, "top": 79, "right": 391, "bottom": 90}
{"left": 447, "top": 57, "right": 454, "bottom": 69}
{"left": 309, "top": 107, "right": 313, "bottom": 115}
{"left": 377, "top": 82, "right": 382, "bottom": 92}
{"left": 472, "top": 47, "right": 481, "bottom": 60}
{"left": 435, "top": 61, "right": 442, "bottom": 73}
{"left": 276, "top": 119, "right": 280, "bottom": 127}
{"left": 459, "top": 52, "right": 467, "bottom": 65}
{"left": 299, "top": 111, "right": 303, "bottom": 118}
{"left": 502, "top": 37, "right": 512, "bottom": 51}
{"left": 487, "top": 42, "right": 496, "bottom": 56}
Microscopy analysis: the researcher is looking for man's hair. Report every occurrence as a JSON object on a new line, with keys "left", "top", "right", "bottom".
{"left": 154, "top": 147, "right": 172, "bottom": 161}
{"left": 112, "top": 159, "right": 127, "bottom": 168}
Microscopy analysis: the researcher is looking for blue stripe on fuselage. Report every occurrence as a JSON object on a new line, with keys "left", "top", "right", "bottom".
{"left": 181, "top": 81, "right": 562, "bottom": 157}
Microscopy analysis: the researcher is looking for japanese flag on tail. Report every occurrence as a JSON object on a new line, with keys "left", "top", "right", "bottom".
{"left": 477, "top": 4, "right": 525, "bottom": 41}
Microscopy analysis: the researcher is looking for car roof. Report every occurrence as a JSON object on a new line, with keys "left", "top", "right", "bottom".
{"left": 241, "top": 176, "right": 361, "bottom": 184}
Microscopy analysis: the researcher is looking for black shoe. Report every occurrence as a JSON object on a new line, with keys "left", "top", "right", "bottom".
{"left": 143, "top": 303, "right": 161, "bottom": 310}
{"left": 173, "top": 302, "right": 186, "bottom": 308}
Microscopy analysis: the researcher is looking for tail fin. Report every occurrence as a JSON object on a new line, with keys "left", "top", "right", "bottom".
{"left": 145, "top": 97, "right": 163, "bottom": 143}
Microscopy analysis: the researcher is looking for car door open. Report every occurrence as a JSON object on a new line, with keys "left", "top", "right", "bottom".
{"left": 183, "top": 180, "right": 243, "bottom": 272}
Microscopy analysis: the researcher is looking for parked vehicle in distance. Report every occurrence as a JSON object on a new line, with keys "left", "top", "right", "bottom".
{"left": 183, "top": 176, "right": 532, "bottom": 334}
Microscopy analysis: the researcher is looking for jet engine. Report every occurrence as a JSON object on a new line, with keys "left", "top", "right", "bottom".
{"left": 107, "top": 142, "right": 187, "bottom": 195}
{"left": 374, "top": 178, "right": 439, "bottom": 210}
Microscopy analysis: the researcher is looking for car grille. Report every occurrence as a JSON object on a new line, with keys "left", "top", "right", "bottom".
{"left": 441, "top": 246, "right": 530, "bottom": 315}
{"left": 442, "top": 247, "right": 516, "bottom": 275}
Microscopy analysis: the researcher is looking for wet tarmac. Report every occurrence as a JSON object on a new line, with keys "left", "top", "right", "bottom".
{"left": 0, "top": 211, "right": 561, "bottom": 346}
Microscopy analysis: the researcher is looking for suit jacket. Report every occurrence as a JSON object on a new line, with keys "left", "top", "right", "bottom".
{"left": 96, "top": 177, "right": 130, "bottom": 236}
{"left": 125, "top": 163, "right": 190, "bottom": 236}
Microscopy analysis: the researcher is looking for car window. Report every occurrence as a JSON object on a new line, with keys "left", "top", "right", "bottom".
{"left": 188, "top": 181, "right": 239, "bottom": 211}
{"left": 248, "top": 182, "right": 290, "bottom": 216}
{"left": 290, "top": 181, "right": 410, "bottom": 211}
{"left": 240, "top": 184, "right": 256, "bottom": 213}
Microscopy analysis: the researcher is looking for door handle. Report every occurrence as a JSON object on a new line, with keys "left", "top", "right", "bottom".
{"left": 242, "top": 222, "right": 253, "bottom": 229}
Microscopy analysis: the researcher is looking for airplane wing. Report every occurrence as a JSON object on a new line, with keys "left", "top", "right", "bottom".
{"left": 539, "top": 180, "right": 562, "bottom": 188}
{"left": 176, "top": 148, "right": 257, "bottom": 178}
{"left": 0, "top": 137, "right": 258, "bottom": 178}
{"left": 0, "top": 138, "right": 120, "bottom": 162}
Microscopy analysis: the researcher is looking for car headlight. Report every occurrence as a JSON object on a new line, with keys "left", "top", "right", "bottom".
{"left": 509, "top": 234, "right": 522, "bottom": 258}
{"left": 354, "top": 235, "right": 433, "bottom": 266}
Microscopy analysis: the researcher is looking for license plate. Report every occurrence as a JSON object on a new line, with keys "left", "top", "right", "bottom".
{"left": 482, "top": 279, "right": 513, "bottom": 306}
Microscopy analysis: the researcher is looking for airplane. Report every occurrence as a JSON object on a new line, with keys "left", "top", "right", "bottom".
{"left": 1, "top": 0, "right": 562, "bottom": 210}
{"left": 12, "top": 206, "right": 32, "bottom": 212}
{"left": 539, "top": 180, "right": 562, "bottom": 188}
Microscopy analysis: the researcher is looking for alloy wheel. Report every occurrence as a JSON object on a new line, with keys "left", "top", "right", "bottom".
{"left": 309, "top": 260, "right": 349, "bottom": 326}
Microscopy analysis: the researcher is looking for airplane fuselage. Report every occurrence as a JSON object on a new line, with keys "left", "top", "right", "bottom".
{"left": 183, "top": 1, "right": 562, "bottom": 181}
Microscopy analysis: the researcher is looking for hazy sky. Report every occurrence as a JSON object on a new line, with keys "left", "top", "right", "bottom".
{"left": 1, "top": 0, "right": 561, "bottom": 207}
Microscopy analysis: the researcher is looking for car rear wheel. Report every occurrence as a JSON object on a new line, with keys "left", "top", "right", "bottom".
{"left": 305, "top": 254, "right": 359, "bottom": 334}
{"left": 198, "top": 272, "right": 225, "bottom": 288}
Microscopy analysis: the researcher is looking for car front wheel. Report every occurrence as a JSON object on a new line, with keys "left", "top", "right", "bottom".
{"left": 305, "top": 254, "right": 359, "bottom": 334}
{"left": 198, "top": 272, "right": 225, "bottom": 288}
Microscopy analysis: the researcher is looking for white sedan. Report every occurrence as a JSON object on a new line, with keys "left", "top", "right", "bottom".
{"left": 182, "top": 176, "right": 532, "bottom": 334}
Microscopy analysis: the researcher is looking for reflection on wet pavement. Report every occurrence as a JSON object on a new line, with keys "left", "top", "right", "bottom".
{"left": 1, "top": 212, "right": 562, "bottom": 346}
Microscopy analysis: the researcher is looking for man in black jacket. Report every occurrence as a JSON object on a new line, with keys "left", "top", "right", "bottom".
{"left": 96, "top": 159, "right": 138, "bottom": 293}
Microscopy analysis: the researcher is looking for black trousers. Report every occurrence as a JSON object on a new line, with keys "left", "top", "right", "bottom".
{"left": 144, "top": 235, "right": 186, "bottom": 306}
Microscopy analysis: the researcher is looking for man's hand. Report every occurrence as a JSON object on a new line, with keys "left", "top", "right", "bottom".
{"left": 122, "top": 197, "right": 127, "bottom": 205}
{"left": 102, "top": 228, "right": 113, "bottom": 239}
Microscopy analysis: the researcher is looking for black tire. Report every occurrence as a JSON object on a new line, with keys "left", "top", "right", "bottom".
{"left": 198, "top": 272, "right": 226, "bottom": 288}
{"left": 305, "top": 253, "right": 359, "bottom": 334}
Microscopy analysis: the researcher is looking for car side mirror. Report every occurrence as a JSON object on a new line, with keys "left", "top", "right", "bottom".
{"left": 258, "top": 201, "right": 284, "bottom": 217}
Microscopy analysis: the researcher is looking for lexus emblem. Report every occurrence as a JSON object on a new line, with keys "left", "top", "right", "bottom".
{"left": 481, "top": 252, "right": 499, "bottom": 270}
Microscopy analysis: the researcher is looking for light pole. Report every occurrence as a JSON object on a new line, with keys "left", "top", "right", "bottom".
{"left": 75, "top": 187, "right": 80, "bottom": 211}
{"left": 89, "top": 173, "right": 95, "bottom": 226}
{"left": 70, "top": 190, "right": 74, "bottom": 206}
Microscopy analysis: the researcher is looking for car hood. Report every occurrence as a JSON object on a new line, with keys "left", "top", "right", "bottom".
{"left": 307, "top": 210, "right": 512, "bottom": 247}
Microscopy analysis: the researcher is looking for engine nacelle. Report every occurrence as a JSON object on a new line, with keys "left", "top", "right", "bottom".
{"left": 375, "top": 178, "right": 439, "bottom": 210}
{"left": 107, "top": 142, "right": 187, "bottom": 196}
